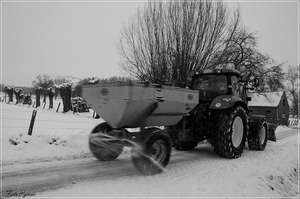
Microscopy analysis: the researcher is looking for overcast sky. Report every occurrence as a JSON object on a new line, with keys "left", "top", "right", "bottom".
{"left": 1, "top": 0, "right": 299, "bottom": 87}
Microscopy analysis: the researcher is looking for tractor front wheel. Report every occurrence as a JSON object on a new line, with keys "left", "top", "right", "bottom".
{"left": 211, "top": 106, "right": 247, "bottom": 158}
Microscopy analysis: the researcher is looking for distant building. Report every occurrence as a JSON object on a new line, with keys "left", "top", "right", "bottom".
{"left": 248, "top": 91, "right": 290, "bottom": 126}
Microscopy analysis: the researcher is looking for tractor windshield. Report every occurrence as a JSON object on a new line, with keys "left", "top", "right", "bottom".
{"left": 193, "top": 75, "right": 228, "bottom": 101}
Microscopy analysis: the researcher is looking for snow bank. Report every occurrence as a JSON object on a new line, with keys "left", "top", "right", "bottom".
{"left": 1, "top": 100, "right": 101, "bottom": 165}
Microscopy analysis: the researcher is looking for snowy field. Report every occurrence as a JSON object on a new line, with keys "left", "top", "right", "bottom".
{"left": 1, "top": 93, "right": 299, "bottom": 198}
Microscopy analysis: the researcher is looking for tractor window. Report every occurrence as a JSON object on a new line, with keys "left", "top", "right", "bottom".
{"left": 193, "top": 75, "right": 228, "bottom": 100}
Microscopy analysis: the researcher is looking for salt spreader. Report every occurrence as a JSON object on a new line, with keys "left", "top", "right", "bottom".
{"left": 82, "top": 83, "right": 199, "bottom": 175}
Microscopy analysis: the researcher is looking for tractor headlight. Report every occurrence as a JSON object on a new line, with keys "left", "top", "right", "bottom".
{"left": 215, "top": 103, "right": 222, "bottom": 108}
{"left": 222, "top": 98, "right": 232, "bottom": 102}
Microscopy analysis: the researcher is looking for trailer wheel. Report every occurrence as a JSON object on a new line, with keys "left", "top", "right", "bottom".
{"left": 131, "top": 130, "right": 172, "bottom": 175}
{"left": 89, "top": 122, "right": 124, "bottom": 161}
{"left": 211, "top": 106, "right": 247, "bottom": 158}
{"left": 248, "top": 118, "right": 268, "bottom": 150}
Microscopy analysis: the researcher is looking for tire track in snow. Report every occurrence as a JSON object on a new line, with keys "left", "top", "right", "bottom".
{"left": 1, "top": 156, "right": 138, "bottom": 195}
{"left": 165, "top": 151, "right": 233, "bottom": 182}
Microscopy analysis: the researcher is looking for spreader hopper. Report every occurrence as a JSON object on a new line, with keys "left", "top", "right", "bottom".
{"left": 82, "top": 83, "right": 199, "bottom": 129}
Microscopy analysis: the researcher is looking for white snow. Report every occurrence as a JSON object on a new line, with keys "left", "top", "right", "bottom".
{"left": 248, "top": 91, "right": 284, "bottom": 107}
{"left": 1, "top": 94, "right": 299, "bottom": 198}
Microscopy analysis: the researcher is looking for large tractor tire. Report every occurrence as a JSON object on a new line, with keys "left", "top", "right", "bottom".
{"left": 131, "top": 129, "right": 172, "bottom": 175}
{"left": 211, "top": 106, "right": 247, "bottom": 158}
{"left": 89, "top": 122, "right": 124, "bottom": 161}
{"left": 248, "top": 116, "right": 268, "bottom": 150}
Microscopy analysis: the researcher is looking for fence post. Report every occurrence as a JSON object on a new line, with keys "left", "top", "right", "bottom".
{"left": 28, "top": 110, "right": 37, "bottom": 135}
{"left": 56, "top": 102, "right": 61, "bottom": 112}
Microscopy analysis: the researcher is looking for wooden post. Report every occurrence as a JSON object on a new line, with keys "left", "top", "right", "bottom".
{"left": 56, "top": 102, "right": 61, "bottom": 112}
{"left": 28, "top": 110, "right": 37, "bottom": 135}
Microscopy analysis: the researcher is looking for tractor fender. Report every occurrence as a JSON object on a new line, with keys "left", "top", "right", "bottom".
{"left": 248, "top": 115, "right": 268, "bottom": 137}
{"left": 209, "top": 95, "right": 248, "bottom": 111}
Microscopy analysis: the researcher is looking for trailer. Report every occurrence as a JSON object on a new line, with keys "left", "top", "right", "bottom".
{"left": 82, "top": 83, "right": 199, "bottom": 175}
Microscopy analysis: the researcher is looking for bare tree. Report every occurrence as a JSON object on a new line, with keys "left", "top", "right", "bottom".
{"left": 53, "top": 77, "right": 71, "bottom": 99}
{"left": 53, "top": 77, "right": 69, "bottom": 85}
{"left": 54, "top": 83, "right": 72, "bottom": 113}
{"left": 212, "top": 29, "right": 271, "bottom": 78}
{"left": 118, "top": 0, "right": 241, "bottom": 87}
{"left": 32, "top": 74, "right": 54, "bottom": 89}
{"left": 32, "top": 74, "right": 54, "bottom": 103}
{"left": 285, "top": 65, "right": 299, "bottom": 117}
{"left": 214, "top": 28, "right": 285, "bottom": 92}
{"left": 262, "top": 62, "right": 285, "bottom": 92}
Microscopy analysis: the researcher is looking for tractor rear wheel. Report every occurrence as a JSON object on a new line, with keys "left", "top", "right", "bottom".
{"left": 131, "top": 129, "right": 172, "bottom": 175}
{"left": 248, "top": 118, "right": 268, "bottom": 150}
{"left": 89, "top": 122, "right": 124, "bottom": 161}
{"left": 211, "top": 106, "right": 247, "bottom": 158}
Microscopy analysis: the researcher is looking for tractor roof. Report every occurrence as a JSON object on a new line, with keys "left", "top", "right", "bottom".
{"left": 196, "top": 69, "right": 241, "bottom": 77}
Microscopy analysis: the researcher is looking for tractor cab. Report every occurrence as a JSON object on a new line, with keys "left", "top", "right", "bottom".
{"left": 191, "top": 69, "right": 242, "bottom": 101}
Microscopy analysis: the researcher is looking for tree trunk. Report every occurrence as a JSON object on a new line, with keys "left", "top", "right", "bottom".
{"left": 35, "top": 89, "right": 41, "bottom": 107}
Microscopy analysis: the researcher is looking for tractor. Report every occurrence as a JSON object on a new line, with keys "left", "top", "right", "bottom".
{"left": 171, "top": 69, "right": 268, "bottom": 157}
{"left": 82, "top": 69, "right": 268, "bottom": 175}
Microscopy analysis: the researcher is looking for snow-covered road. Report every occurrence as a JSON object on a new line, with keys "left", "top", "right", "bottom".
{"left": 1, "top": 101, "right": 299, "bottom": 198}
{"left": 2, "top": 129, "right": 298, "bottom": 198}
{"left": 2, "top": 156, "right": 135, "bottom": 194}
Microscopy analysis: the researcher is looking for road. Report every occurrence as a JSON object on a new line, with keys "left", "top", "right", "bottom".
{"left": 1, "top": 128, "right": 298, "bottom": 197}
{"left": 276, "top": 128, "right": 298, "bottom": 140}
